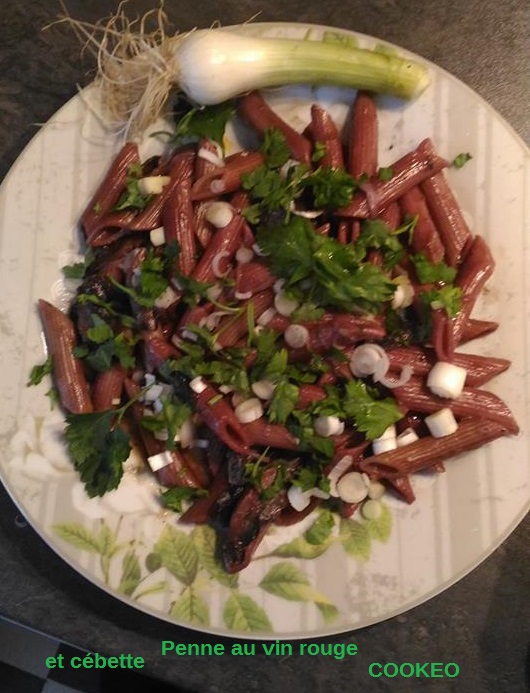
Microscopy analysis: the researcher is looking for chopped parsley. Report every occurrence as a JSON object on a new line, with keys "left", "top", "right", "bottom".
{"left": 411, "top": 253, "right": 457, "bottom": 284}
{"left": 256, "top": 216, "right": 395, "bottom": 312}
{"left": 260, "top": 128, "right": 291, "bottom": 169}
{"left": 452, "top": 152, "right": 472, "bottom": 169}
{"left": 421, "top": 285, "right": 463, "bottom": 318}
{"left": 161, "top": 486, "right": 208, "bottom": 512}
{"left": 302, "top": 166, "right": 357, "bottom": 209}
{"left": 377, "top": 166, "right": 394, "bottom": 182}
{"left": 73, "top": 315, "right": 136, "bottom": 372}
{"left": 62, "top": 248, "right": 95, "bottom": 280}
{"left": 64, "top": 409, "right": 131, "bottom": 497}
{"left": 172, "top": 99, "right": 236, "bottom": 147}
{"left": 27, "top": 356, "right": 53, "bottom": 386}
{"left": 113, "top": 162, "right": 151, "bottom": 211}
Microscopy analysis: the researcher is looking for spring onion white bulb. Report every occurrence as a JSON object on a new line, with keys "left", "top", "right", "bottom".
{"left": 67, "top": 7, "right": 430, "bottom": 137}
{"left": 175, "top": 30, "right": 430, "bottom": 105}
{"left": 427, "top": 361, "right": 467, "bottom": 399}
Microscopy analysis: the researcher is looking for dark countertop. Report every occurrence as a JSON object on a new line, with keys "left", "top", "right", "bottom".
{"left": 0, "top": 1, "right": 528, "bottom": 691}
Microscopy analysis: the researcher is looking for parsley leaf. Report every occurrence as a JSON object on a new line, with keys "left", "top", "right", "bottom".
{"left": 267, "top": 381, "right": 300, "bottom": 424}
{"left": 64, "top": 411, "right": 131, "bottom": 497}
{"left": 172, "top": 100, "right": 236, "bottom": 147}
{"left": 261, "top": 128, "right": 290, "bottom": 169}
{"left": 62, "top": 248, "right": 95, "bottom": 280}
{"left": 27, "top": 357, "right": 53, "bottom": 386}
{"left": 113, "top": 163, "right": 151, "bottom": 211}
{"left": 411, "top": 253, "right": 457, "bottom": 284}
{"left": 357, "top": 219, "right": 404, "bottom": 268}
{"left": 161, "top": 487, "right": 208, "bottom": 512}
{"left": 342, "top": 380, "right": 402, "bottom": 439}
{"left": 256, "top": 216, "right": 395, "bottom": 311}
{"left": 421, "top": 285, "right": 463, "bottom": 318}
{"left": 302, "top": 166, "right": 357, "bottom": 209}
{"left": 74, "top": 315, "right": 137, "bottom": 372}
{"left": 377, "top": 166, "right": 394, "bottom": 182}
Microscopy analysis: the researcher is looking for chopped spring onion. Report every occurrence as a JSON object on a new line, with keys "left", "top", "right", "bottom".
{"left": 425, "top": 408, "right": 458, "bottom": 437}
{"left": 427, "top": 361, "right": 467, "bottom": 399}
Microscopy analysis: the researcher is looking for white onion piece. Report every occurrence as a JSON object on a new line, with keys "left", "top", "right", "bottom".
{"left": 147, "top": 451, "right": 173, "bottom": 472}
{"left": 137, "top": 175, "right": 171, "bottom": 195}
{"left": 189, "top": 376, "right": 207, "bottom": 394}
{"left": 336, "top": 472, "right": 369, "bottom": 504}
{"left": 273, "top": 278, "right": 285, "bottom": 293}
{"left": 274, "top": 292, "right": 299, "bottom": 316}
{"left": 372, "top": 436, "right": 397, "bottom": 454}
{"left": 235, "top": 398, "right": 264, "bottom": 423}
{"left": 350, "top": 343, "right": 388, "bottom": 378}
{"left": 252, "top": 243, "right": 265, "bottom": 257}
{"left": 154, "top": 285, "right": 179, "bottom": 309}
{"left": 314, "top": 415, "right": 344, "bottom": 437}
{"left": 396, "top": 427, "right": 419, "bottom": 447}
{"left": 289, "top": 200, "right": 323, "bottom": 219}
{"left": 427, "top": 361, "right": 467, "bottom": 399}
{"left": 235, "top": 246, "right": 254, "bottom": 263}
{"left": 234, "top": 290, "right": 253, "bottom": 300}
{"left": 360, "top": 180, "right": 379, "bottom": 213}
{"left": 209, "top": 179, "right": 225, "bottom": 194}
{"left": 149, "top": 226, "right": 166, "bottom": 247}
{"left": 197, "top": 146, "right": 225, "bottom": 168}
{"left": 328, "top": 454, "right": 354, "bottom": 497}
{"left": 205, "top": 201, "right": 234, "bottom": 228}
{"left": 178, "top": 418, "right": 195, "bottom": 448}
{"left": 212, "top": 250, "right": 231, "bottom": 278}
{"left": 392, "top": 274, "right": 414, "bottom": 309}
{"left": 362, "top": 499, "right": 382, "bottom": 520}
{"left": 251, "top": 379, "right": 275, "bottom": 400}
{"left": 425, "top": 408, "right": 458, "bottom": 437}
{"left": 206, "top": 283, "right": 223, "bottom": 302}
{"left": 308, "top": 486, "right": 330, "bottom": 500}
{"left": 284, "top": 324, "right": 309, "bottom": 349}
{"left": 367, "top": 480, "right": 386, "bottom": 500}
{"left": 287, "top": 485, "right": 311, "bottom": 512}
{"left": 257, "top": 307, "right": 277, "bottom": 326}
{"left": 376, "top": 364, "right": 413, "bottom": 389}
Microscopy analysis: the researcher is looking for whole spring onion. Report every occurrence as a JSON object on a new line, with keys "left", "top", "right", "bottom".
{"left": 58, "top": 8, "right": 430, "bottom": 137}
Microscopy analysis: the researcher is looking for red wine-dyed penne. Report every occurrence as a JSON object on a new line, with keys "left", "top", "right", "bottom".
{"left": 238, "top": 91, "right": 312, "bottom": 164}
{"left": 38, "top": 300, "right": 93, "bottom": 414}
{"left": 339, "top": 138, "right": 448, "bottom": 218}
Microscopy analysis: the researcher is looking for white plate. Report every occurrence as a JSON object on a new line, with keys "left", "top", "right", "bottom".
{"left": 0, "top": 23, "right": 528, "bottom": 639}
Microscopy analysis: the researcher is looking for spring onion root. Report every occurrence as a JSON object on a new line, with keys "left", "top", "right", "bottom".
{"left": 56, "top": 6, "right": 430, "bottom": 137}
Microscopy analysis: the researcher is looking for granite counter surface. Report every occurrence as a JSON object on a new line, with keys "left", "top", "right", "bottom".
{"left": 0, "top": 1, "right": 528, "bottom": 692}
